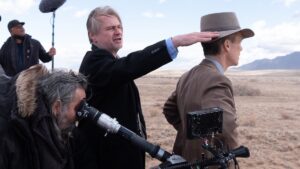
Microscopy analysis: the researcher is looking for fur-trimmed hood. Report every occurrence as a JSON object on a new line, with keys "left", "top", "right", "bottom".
{"left": 15, "top": 64, "right": 49, "bottom": 117}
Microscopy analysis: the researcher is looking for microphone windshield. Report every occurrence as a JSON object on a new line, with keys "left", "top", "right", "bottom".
{"left": 39, "top": 0, "right": 66, "bottom": 13}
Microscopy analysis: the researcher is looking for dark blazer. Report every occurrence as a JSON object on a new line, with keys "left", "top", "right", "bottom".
{"left": 75, "top": 40, "right": 172, "bottom": 169}
{"left": 163, "top": 59, "right": 238, "bottom": 164}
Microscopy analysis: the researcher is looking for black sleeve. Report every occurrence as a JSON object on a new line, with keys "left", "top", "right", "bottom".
{"left": 0, "top": 43, "right": 5, "bottom": 67}
{"left": 37, "top": 41, "right": 52, "bottom": 62}
{"left": 80, "top": 40, "right": 173, "bottom": 87}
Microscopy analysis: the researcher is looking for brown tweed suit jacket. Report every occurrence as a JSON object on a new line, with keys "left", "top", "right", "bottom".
{"left": 163, "top": 59, "right": 239, "bottom": 163}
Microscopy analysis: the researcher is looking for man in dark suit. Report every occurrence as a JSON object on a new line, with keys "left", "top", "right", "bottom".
{"left": 75, "top": 5, "right": 219, "bottom": 169}
{"left": 163, "top": 12, "right": 254, "bottom": 168}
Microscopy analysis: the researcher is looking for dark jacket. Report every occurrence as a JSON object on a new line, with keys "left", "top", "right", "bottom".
{"left": 0, "top": 65, "right": 4, "bottom": 75}
{"left": 0, "top": 73, "right": 74, "bottom": 169}
{"left": 75, "top": 40, "right": 172, "bottom": 169}
{"left": 0, "top": 34, "right": 52, "bottom": 76}
{"left": 163, "top": 59, "right": 238, "bottom": 165}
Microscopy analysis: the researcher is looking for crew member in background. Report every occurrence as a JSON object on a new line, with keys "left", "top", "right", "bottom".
{"left": 0, "top": 19, "right": 56, "bottom": 77}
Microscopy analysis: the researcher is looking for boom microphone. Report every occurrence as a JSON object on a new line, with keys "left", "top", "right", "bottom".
{"left": 39, "top": 0, "right": 66, "bottom": 13}
{"left": 76, "top": 100, "right": 173, "bottom": 162}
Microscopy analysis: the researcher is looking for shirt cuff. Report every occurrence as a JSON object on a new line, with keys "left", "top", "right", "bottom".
{"left": 165, "top": 38, "right": 178, "bottom": 60}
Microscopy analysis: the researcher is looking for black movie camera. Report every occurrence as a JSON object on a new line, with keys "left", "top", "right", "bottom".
{"left": 187, "top": 107, "right": 223, "bottom": 139}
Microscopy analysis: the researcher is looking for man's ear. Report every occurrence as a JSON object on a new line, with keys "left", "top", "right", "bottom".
{"left": 52, "top": 100, "right": 61, "bottom": 117}
{"left": 223, "top": 39, "right": 231, "bottom": 52}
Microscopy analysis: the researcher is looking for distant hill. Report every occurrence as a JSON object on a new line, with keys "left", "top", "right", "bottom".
{"left": 239, "top": 52, "right": 300, "bottom": 70}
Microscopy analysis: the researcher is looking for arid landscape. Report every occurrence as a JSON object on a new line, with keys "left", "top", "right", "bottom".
{"left": 135, "top": 69, "right": 300, "bottom": 169}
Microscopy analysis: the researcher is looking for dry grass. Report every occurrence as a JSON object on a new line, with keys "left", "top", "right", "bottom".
{"left": 136, "top": 69, "right": 300, "bottom": 169}
{"left": 233, "top": 84, "right": 261, "bottom": 96}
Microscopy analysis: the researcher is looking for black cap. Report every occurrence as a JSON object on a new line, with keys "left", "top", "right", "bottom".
{"left": 8, "top": 20, "right": 25, "bottom": 31}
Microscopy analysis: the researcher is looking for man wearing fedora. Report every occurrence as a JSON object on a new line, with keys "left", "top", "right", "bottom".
{"left": 163, "top": 12, "right": 254, "bottom": 168}
{"left": 0, "top": 19, "right": 56, "bottom": 77}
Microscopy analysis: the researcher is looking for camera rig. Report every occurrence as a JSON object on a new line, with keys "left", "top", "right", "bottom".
{"left": 187, "top": 107, "right": 223, "bottom": 139}
{"left": 76, "top": 101, "right": 249, "bottom": 169}
{"left": 156, "top": 108, "right": 248, "bottom": 169}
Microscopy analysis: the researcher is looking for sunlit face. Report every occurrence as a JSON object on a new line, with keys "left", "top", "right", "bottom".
{"left": 56, "top": 87, "right": 86, "bottom": 130}
{"left": 90, "top": 15, "right": 123, "bottom": 56}
{"left": 226, "top": 33, "right": 243, "bottom": 66}
{"left": 10, "top": 24, "right": 25, "bottom": 36}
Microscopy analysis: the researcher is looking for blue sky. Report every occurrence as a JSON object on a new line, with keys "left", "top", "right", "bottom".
{"left": 1, "top": 0, "right": 300, "bottom": 70}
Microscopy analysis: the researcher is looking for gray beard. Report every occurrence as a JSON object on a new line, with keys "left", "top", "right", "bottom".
{"left": 52, "top": 116, "right": 75, "bottom": 144}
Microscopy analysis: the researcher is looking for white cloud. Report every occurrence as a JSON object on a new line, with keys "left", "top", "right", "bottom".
{"left": 239, "top": 20, "right": 300, "bottom": 65}
{"left": 74, "top": 9, "right": 89, "bottom": 18}
{"left": 252, "top": 20, "right": 300, "bottom": 51}
{"left": 293, "top": 11, "right": 300, "bottom": 18}
{"left": 159, "top": 0, "right": 167, "bottom": 4}
{"left": 142, "top": 11, "right": 165, "bottom": 18}
{"left": 277, "top": 0, "right": 299, "bottom": 7}
{"left": 0, "top": 0, "right": 35, "bottom": 14}
{"left": 61, "top": 6, "right": 75, "bottom": 12}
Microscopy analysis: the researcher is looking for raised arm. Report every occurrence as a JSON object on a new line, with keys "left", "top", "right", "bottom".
{"left": 172, "top": 32, "right": 219, "bottom": 47}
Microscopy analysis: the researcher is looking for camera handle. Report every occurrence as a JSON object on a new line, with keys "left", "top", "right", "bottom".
{"left": 157, "top": 144, "right": 250, "bottom": 169}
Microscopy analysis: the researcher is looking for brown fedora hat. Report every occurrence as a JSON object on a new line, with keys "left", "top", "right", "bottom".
{"left": 201, "top": 12, "right": 254, "bottom": 41}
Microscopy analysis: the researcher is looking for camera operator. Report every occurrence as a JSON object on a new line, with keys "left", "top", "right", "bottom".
{"left": 163, "top": 12, "right": 254, "bottom": 169}
{"left": 0, "top": 64, "right": 87, "bottom": 169}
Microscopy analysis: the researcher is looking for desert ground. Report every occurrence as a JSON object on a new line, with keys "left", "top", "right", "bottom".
{"left": 135, "top": 69, "right": 300, "bottom": 169}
